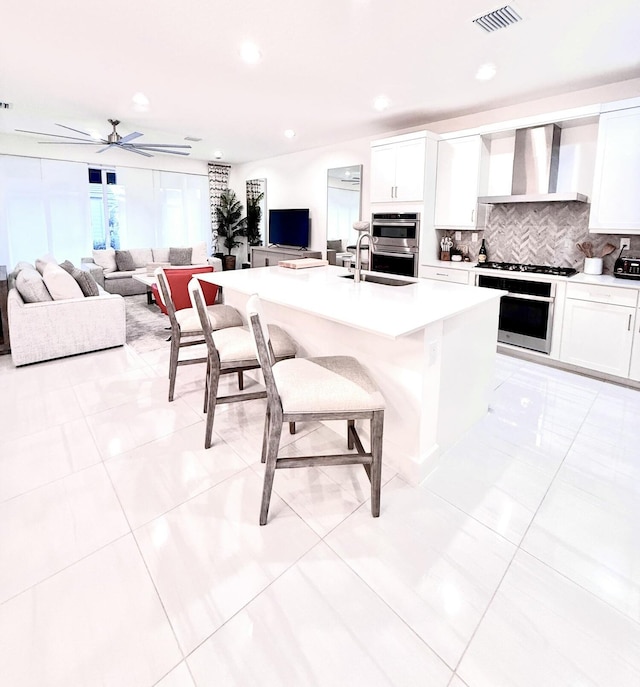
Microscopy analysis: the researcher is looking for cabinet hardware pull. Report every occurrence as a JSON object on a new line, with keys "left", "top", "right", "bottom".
{"left": 471, "top": 208, "right": 475, "bottom": 223}
{"left": 629, "top": 314, "right": 633, "bottom": 331}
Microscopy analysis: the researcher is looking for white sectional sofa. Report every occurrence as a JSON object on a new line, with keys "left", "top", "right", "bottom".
{"left": 7, "top": 261, "right": 126, "bottom": 366}
{"left": 82, "top": 244, "right": 222, "bottom": 296}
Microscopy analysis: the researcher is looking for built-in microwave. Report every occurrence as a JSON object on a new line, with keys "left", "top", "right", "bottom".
{"left": 371, "top": 213, "right": 420, "bottom": 254}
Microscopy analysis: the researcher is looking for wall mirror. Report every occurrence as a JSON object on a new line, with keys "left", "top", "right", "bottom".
{"left": 246, "top": 177, "right": 267, "bottom": 250}
{"left": 326, "top": 165, "right": 362, "bottom": 251}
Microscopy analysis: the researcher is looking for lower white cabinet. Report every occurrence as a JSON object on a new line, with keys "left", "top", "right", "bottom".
{"left": 560, "top": 283, "right": 637, "bottom": 377}
{"left": 251, "top": 246, "right": 321, "bottom": 267}
{"left": 629, "top": 307, "right": 640, "bottom": 381}
{"left": 420, "top": 265, "right": 472, "bottom": 284}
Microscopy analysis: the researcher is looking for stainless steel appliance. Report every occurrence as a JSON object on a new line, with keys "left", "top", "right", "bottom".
{"left": 370, "top": 212, "right": 420, "bottom": 278}
{"left": 475, "top": 262, "right": 576, "bottom": 354}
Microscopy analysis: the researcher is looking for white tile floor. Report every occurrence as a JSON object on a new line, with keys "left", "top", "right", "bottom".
{"left": 1, "top": 344, "right": 639, "bottom": 686}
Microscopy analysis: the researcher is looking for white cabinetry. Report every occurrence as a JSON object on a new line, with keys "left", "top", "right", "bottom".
{"left": 419, "top": 265, "right": 472, "bottom": 284}
{"left": 560, "top": 283, "right": 638, "bottom": 377}
{"left": 251, "top": 246, "right": 322, "bottom": 267}
{"left": 589, "top": 106, "right": 640, "bottom": 233}
{"left": 434, "top": 135, "right": 488, "bottom": 229}
{"left": 370, "top": 133, "right": 426, "bottom": 203}
{"left": 629, "top": 303, "right": 640, "bottom": 381}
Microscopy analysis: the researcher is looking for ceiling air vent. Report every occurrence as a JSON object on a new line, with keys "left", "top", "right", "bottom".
{"left": 473, "top": 5, "right": 522, "bottom": 33}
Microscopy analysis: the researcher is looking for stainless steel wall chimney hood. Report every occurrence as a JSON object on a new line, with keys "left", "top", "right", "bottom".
{"left": 478, "top": 124, "right": 589, "bottom": 204}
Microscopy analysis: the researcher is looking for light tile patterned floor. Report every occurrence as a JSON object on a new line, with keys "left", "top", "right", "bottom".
{"left": 0, "top": 344, "right": 639, "bottom": 686}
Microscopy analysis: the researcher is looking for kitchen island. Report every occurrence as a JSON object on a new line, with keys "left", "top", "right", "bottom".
{"left": 198, "top": 265, "right": 503, "bottom": 484}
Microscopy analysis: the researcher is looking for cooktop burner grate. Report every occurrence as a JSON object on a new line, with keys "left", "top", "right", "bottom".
{"left": 475, "top": 261, "right": 577, "bottom": 277}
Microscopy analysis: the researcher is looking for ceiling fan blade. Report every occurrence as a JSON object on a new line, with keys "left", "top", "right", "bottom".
{"left": 118, "top": 132, "right": 144, "bottom": 144}
{"left": 120, "top": 146, "right": 153, "bottom": 157}
{"left": 15, "top": 129, "right": 102, "bottom": 143}
{"left": 37, "top": 141, "right": 104, "bottom": 145}
{"left": 129, "top": 145, "right": 190, "bottom": 156}
{"left": 55, "top": 123, "right": 91, "bottom": 137}
{"left": 133, "top": 143, "right": 192, "bottom": 149}
{"left": 96, "top": 145, "right": 116, "bottom": 153}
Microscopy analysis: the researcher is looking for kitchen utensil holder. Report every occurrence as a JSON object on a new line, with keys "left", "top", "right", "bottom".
{"left": 584, "top": 257, "right": 603, "bottom": 275}
{"left": 440, "top": 251, "right": 450, "bottom": 261}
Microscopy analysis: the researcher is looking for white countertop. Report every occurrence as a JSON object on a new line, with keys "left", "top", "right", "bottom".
{"left": 422, "top": 259, "right": 640, "bottom": 290}
{"left": 199, "top": 265, "right": 503, "bottom": 339}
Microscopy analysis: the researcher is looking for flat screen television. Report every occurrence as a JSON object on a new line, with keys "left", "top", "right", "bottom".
{"left": 268, "top": 209, "right": 310, "bottom": 249}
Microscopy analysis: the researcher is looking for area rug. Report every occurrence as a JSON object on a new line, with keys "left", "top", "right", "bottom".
{"left": 124, "top": 294, "right": 170, "bottom": 353}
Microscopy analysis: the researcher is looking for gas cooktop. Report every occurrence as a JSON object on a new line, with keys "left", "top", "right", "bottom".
{"left": 475, "top": 261, "right": 577, "bottom": 277}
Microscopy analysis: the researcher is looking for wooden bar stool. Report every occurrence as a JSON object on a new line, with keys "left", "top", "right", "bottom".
{"left": 246, "top": 294, "right": 385, "bottom": 525}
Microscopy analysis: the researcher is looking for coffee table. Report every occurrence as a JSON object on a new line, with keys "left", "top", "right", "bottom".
{"left": 132, "top": 273, "right": 156, "bottom": 305}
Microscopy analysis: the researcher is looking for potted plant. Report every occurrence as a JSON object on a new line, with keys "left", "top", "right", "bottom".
{"left": 245, "top": 191, "right": 265, "bottom": 250}
{"left": 214, "top": 188, "right": 247, "bottom": 270}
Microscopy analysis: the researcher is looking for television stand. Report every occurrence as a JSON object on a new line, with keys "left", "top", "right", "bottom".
{"left": 251, "top": 245, "right": 322, "bottom": 268}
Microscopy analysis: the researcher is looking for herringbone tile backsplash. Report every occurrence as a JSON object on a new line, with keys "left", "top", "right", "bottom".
{"left": 439, "top": 202, "right": 640, "bottom": 274}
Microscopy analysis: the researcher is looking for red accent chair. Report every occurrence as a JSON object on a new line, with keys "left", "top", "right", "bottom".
{"left": 153, "top": 266, "right": 219, "bottom": 315}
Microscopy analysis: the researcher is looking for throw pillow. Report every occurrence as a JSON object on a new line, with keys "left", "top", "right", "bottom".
{"left": 92, "top": 248, "right": 117, "bottom": 273}
{"left": 15, "top": 267, "right": 53, "bottom": 303}
{"left": 36, "top": 255, "right": 56, "bottom": 275}
{"left": 10, "top": 261, "right": 35, "bottom": 280}
{"left": 115, "top": 250, "right": 136, "bottom": 272}
{"left": 128, "top": 248, "right": 153, "bottom": 267}
{"left": 152, "top": 248, "right": 170, "bottom": 263}
{"left": 191, "top": 241, "right": 208, "bottom": 265}
{"left": 42, "top": 262, "right": 84, "bottom": 300}
{"left": 59, "top": 259, "right": 75, "bottom": 274}
{"left": 72, "top": 266, "right": 100, "bottom": 297}
{"left": 169, "top": 246, "right": 193, "bottom": 266}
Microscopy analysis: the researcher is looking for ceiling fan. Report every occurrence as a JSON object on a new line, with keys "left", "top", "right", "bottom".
{"left": 15, "top": 118, "right": 192, "bottom": 157}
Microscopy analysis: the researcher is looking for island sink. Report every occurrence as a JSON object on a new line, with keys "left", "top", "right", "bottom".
{"left": 340, "top": 273, "right": 411, "bottom": 287}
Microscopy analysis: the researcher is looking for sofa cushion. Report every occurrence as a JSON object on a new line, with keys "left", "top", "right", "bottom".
{"left": 92, "top": 248, "right": 117, "bottom": 273}
{"left": 42, "top": 262, "right": 84, "bottom": 300}
{"left": 10, "top": 261, "right": 35, "bottom": 280}
{"left": 169, "top": 246, "right": 193, "bottom": 266}
{"left": 15, "top": 267, "right": 53, "bottom": 303}
{"left": 115, "top": 250, "right": 137, "bottom": 271}
{"left": 152, "top": 248, "right": 170, "bottom": 263}
{"left": 128, "top": 248, "right": 153, "bottom": 267}
{"left": 36, "top": 255, "right": 56, "bottom": 275}
{"left": 191, "top": 241, "right": 208, "bottom": 265}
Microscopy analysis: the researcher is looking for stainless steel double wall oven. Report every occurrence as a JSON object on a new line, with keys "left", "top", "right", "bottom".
{"left": 370, "top": 212, "right": 420, "bottom": 278}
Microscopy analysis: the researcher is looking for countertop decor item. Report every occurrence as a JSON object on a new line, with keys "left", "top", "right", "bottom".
{"left": 583, "top": 257, "right": 603, "bottom": 275}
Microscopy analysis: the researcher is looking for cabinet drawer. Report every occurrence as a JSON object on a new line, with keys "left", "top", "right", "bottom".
{"left": 421, "top": 265, "right": 470, "bottom": 284}
{"left": 566, "top": 283, "right": 638, "bottom": 307}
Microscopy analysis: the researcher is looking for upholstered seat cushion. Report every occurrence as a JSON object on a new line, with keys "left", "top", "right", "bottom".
{"left": 211, "top": 324, "right": 296, "bottom": 363}
{"left": 175, "top": 304, "right": 244, "bottom": 335}
{"left": 273, "top": 356, "right": 385, "bottom": 414}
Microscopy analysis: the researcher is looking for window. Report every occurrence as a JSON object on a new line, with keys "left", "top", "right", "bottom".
{"left": 89, "top": 167, "right": 123, "bottom": 250}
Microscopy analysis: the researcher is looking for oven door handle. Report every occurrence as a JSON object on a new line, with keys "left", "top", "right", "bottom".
{"left": 372, "top": 250, "right": 416, "bottom": 258}
{"left": 372, "top": 221, "right": 417, "bottom": 228}
{"left": 505, "top": 292, "right": 554, "bottom": 303}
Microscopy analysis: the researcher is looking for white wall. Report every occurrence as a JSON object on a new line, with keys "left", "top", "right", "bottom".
{"left": 229, "top": 137, "right": 371, "bottom": 254}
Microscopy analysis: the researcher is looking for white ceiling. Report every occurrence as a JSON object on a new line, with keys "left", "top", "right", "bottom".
{"left": 1, "top": 0, "right": 639, "bottom": 164}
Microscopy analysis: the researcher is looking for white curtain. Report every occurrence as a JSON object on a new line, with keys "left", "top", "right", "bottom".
{"left": 116, "top": 167, "right": 209, "bottom": 250}
{"left": 0, "top": 156, "right": 90, "bottom": 267}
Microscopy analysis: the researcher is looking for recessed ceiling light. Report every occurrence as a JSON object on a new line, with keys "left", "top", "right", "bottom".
{"left": 132, "top": 92, "right": 150, "bottom": 112}
{"left": 284, "top": 129, "right": 296, "bottom": 139}
{"left": 475, "top": 62, "right": 497, "bottom": 81}
{"left": 373, "top": 95, "right": 391, "bottom": 112}
{"left": 88, "top": 130, "right": 102, "bottom": 140}
{"left": 240, "top": 41, "right": 262, "bottom": 64}
{"left": 213, "top": 150, "right": 223, "bottom": 160}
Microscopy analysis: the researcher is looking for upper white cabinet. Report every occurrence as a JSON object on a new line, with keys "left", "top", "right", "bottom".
{"left": 434, "top": 135, "right": 489, "bottom": 229}
{"left": 370, "top": 133, "right": 426, "bottom": 203}
{"left": 589, "top": 106, "right": 640, "bottom": 233}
